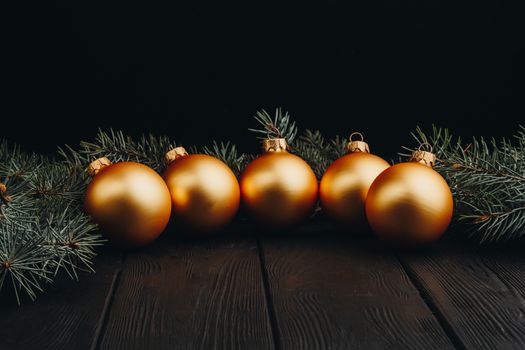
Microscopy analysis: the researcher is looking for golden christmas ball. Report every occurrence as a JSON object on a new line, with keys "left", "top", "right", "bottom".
{"left": 84, "top": 158, "right": 172, "bottom": 248}
{"left": 163, "top": 147, "right": 240, "bottom": 234}
{"left": 320, "top": 132, "right": 390, "bottom": 229}
{"left": 365, "top": 147, "right": 454, "bottom": 246}
{"left": 240, "top": 138, "right": 318, "bottom": 228}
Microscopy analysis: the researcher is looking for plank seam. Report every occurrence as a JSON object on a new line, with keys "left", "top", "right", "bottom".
{"left": 90, "top": 252, "right": 125, "bottom": 350}
{"left": 396, "top": 254, "right": 467, "bottom": 350}
{"left": 256, "top": 237, "right": 282, "bottom": 350}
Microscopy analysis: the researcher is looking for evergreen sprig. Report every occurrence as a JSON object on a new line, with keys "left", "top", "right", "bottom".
{"left": 80, "top": 129, "right": 177, "bottom": 172}
{"left": 0, "top": 143, "right": 103, "bottom": 303}
{"left": 201, "top": 141, "right": 251, "bottom": 177}
{"left": 249, "top": 108, "right": 298, "bottom": 142}
{"left": 293, "top": 130, "right": 347, "bottom": 179}
{"left": 248, "top": 108, "right": 347, "bottom": 179}
{"left": 402, "top": 125, "right": 525, "bottom": 243}
{"left": 1, "top": 129, "right": 179, "bottom": 302}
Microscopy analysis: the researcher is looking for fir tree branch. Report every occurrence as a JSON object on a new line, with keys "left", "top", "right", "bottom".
{"left": 248, "top": 109, "right": 347, "bottom": 179}
{"left": 79, "top": 129, "right": 177, "bottom": 173}
{"left": 1, "top": 141, "right": 103, "bottom": 303}
{"left": 402, "top": 125, "right": 525, "bottom": 243}
{"left": 248, "top": 108, "right": 298, "bottom": 142}
{"left": 0, "top": 182, "right": 36, "bottom": 225}
{"left": 292, "top": 130, "right": 347, "bottom": 179}
{"left": 40, "top": 205, "right": 103, "bottom": 280}
{"left": 0, "top": 221, "right": 53, "bottom": 303}
{"left": 201, "top": 141, "right": 251, "bottom": 177}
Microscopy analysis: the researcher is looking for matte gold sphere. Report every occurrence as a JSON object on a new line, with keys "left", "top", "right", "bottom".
{"left": 365, "top": 162, "right": 454, "bottom": 246}
{"left": 240, "top": 151, "right": 318, "bottom": 228}
{"left": 163, "top": 154, "right": 240, "bottom": 234}
{"left": 85, "top": 162, "right": 172, "bottom": 248}
{"left": 320, "top": 152, "right": 390, "bottom": 228}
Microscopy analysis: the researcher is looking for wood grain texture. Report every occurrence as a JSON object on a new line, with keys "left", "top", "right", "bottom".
{"left": 260, "top": 234, "right": 454, "bottom": 349}
{"left": 0, "top": 249, "right": 122, "bottom": 350}
{"left": 400, "top": 244, "right": 525, "bottom": 350}
{"left": 483, "top": 249, "right": 525, "bottom": 304}
{"left": 98, "top": 236, "right": 273, "bottom": 350}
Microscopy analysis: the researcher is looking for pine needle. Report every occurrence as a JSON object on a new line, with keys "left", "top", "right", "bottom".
{"left": 402, "top": 125, "right": 525, "bottom": 243}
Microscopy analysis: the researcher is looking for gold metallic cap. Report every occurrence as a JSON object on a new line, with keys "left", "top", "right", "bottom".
{"left": 346, "top": 132, "right": 370, "bottom": 153}
{"left": 410, "top": 143, "right": 436, "bottom": 167}
{"left": 88, "top": 157, "right": 112, "bottom": 177}
{"left": 263, "top": 138, "right": 288, "bottom": 152}
{"left": 165, "top": 146, "right": 189, "bottom": 163}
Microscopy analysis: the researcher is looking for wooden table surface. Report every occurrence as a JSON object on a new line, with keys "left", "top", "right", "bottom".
{"left": 2, "top": 221, "right": 525, "bottom": 350}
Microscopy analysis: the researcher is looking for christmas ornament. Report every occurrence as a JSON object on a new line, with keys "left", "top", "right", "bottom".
{"left": 84, "top": 158, "right": 172, "bottom": 248}
{"left": 320, "top": 132, "right": 390, "bottom": 229}
{"left": 240, "top": 138, "right": 318, "bottom": 227}
{"left": 365, "top": 144, "right": 453, "bottom": 246}
{"left": 163, "top": 147, "right": 240, "bottom": 234}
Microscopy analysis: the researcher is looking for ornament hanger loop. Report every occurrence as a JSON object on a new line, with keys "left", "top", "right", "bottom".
{"left": 349, "top": 132, "right": 364, "bottom": 142}
{"left": 346, "top": 132, "right": 370, "bottom": 153}
{"left": 418, "top": 142, "right": 433, "bottom": 153}
{"left": 411, "top": 143, "right": 436, "bottom": 167}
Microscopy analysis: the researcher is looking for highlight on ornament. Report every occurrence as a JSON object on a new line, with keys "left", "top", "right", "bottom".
{"left": 163, "top": 146, "right": 240, "bottom": 234}
{"left": 320, "top": 132, "right": 390, "bottom": 230}
{"left": 240, "top": 137, "right": 319, "bottom": 228}
{"left": 365, "top": 143, "right": 454, "bottom": 246}
{"left": 84, "top": 157, "right": 172, "bottom": 248}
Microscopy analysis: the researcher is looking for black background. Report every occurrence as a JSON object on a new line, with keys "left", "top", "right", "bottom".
{"left": 4, "top": 2, "right": 524, "bottom": 159}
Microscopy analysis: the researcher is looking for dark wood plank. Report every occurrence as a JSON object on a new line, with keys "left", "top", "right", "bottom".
{"left": 400, "top": 243, "right": 525, "bottom": 350}
{"left": 99, "top": 236, "right": 274, "bottom": 350}
{"left": 260, "top": 233, "right": 454, "bottom": 349}
{"left": 483, "top": 249, "right": 525, "bottom": 305}
{"left": 0, "top": 248, "right": 122, "bottom": 350}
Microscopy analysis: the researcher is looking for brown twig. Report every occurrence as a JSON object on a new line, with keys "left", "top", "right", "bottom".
{"left": 0, "top": 182, "right": 12, "bottom": 204}
{"left": 1, "top": 259, "right": 12, "bottom": 269}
